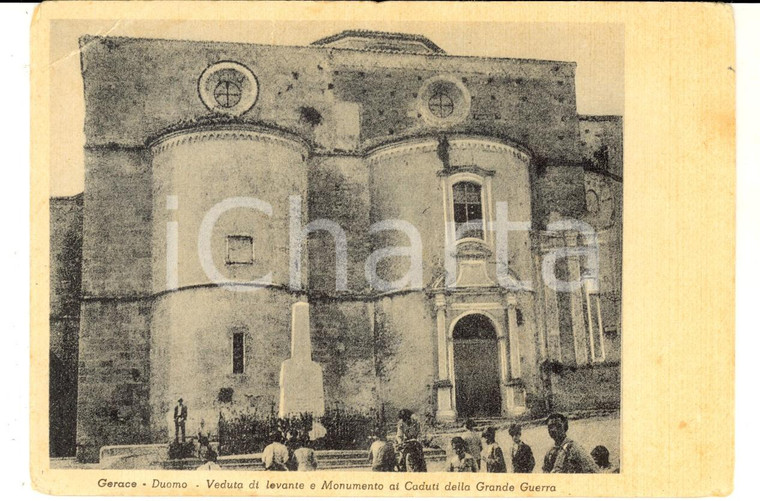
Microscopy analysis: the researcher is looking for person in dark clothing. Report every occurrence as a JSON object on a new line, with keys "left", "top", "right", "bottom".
{"left": 542, "top": 413, "right": 598, "bottom": 473}
{"left": 481, "top": 427, "right": 507, "bottom": 473}
{"left": 395, "top": 409, "right": 426, "bottom": 472}
{"left": 173, "top": 398, "right": 187, "bottom": 443}
{"left": 284, "top": 431, "right": 299, "bottom": 472}
{"left": 508, "top": 423, "right": 535, "bottom": 473}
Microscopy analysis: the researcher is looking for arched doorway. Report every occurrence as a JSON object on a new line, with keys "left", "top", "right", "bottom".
{"left": 452, "top": 314, "right": 502, "bottom": 417}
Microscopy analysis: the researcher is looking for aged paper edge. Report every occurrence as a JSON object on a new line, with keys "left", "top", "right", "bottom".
{"left": 29, "top": 1, "right": 735, "bottom": 497}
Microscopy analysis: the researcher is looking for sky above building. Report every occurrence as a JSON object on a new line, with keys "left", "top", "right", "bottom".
{"left": 49, "top": 20, "right": 623, "bottom": 196}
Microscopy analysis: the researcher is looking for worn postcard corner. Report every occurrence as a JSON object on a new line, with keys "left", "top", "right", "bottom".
{"left": 30, "top": 1, "right": 734, "bottom": 497}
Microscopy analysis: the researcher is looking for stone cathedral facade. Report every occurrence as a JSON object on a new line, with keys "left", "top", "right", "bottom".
{"left": 49, "top": 31, "right": 622, "bottom": 461}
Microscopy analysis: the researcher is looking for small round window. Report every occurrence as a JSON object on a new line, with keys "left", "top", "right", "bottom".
{"left": 417, "top": 76, "right": 470, "bottom": 126}
{"left": 428, "top": 91, "right": 454, "bottom": 118}
{"left": 213, "top": 78, "right": 242, "bottom": 108}
{"left": 198, "top": 61, "right": 258, "bottom": 116}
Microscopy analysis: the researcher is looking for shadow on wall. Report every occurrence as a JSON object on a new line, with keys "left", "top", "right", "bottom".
{"left": 540, "top": 361, "right": 620, "bottom": 411}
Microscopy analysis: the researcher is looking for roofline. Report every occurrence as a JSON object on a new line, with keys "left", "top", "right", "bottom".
{"left": 578, "top": 114, "right": 623, "bottom": 122}
{"left": 78, "top": 34, "right": 578, "bottom": 68}
{"left": 50, "top": 193, "right": 84, "bottom": 202}
{"left": 310, "top": 29, "right": 446, "bottom": 54}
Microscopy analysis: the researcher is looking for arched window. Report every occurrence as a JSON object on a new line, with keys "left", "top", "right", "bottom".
{"left": 452, "top": 313, "right": 496, "bottom": 339}
{"left": 452, "top": 181, "right": 484, "bottom": 240}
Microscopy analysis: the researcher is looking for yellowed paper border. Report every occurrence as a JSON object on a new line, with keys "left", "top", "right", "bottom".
{"left": 30, "top": 1, "right": 734, "bottom": 496}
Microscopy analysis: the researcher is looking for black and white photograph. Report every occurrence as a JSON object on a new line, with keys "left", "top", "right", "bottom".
{"left": 45, "top": 18, "right": 624, "bottom": 477}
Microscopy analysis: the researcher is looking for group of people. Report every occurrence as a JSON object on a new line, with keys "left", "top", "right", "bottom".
{"left": 173, "top": 398, "right": 217, "bottom": 461}
{"left": 445, "top": 419, "right": 532, "bottom": 473}
{"left": 174, "top": 397, "right": 616, "bottom": 473}
{"left": 172, "top": 398, "right": 222, "bottom": 470}
{"left": 367, "top": 409, "right": 427, "bottom": 471}
{"left": 445, "top": 413, "right": 617, "bottom": 473}
{"left": 261, "top": 431, "right": 319, "bottom": 471}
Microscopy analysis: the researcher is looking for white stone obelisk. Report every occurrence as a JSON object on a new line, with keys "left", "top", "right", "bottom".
{"left": 279, "top": 302, "right": 325, "bottom": 420}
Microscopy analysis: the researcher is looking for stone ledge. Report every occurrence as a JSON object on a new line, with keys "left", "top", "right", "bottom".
{"left": 98, "top": 444, "right": 446, "bottom": 470}
{"left": 165, "top": 448, "right": 447, "bottom": 471}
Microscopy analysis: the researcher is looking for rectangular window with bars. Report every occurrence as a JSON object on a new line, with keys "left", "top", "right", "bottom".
{"left": 452, "top": 181, "right": 484, "bottom": 240}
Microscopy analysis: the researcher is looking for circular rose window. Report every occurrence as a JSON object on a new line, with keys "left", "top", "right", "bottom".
{"left": 213, "top": 78, "right": 242, "bottom": 108}
{"left": 417, "top": 76, "right": 471, "bottom": 126}
{"left": 428, "top": 91, "right": 454, "bottom": 118}
{"left": 198, "top": 61, "right": 258, "bottom": 116}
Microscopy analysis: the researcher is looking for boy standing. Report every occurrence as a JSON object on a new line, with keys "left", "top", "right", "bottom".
{"left": 461, "top": 419, "right": 483, "bottom": 470}
{"left": 508, "top": 423, "right": 535, "bottom": 473}
{"left": 481, "top": 427, "right": 507, "bottom": 473}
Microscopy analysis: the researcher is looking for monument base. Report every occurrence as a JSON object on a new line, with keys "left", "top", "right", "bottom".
{"left": 279, "top": 358, "right": 326, "bottom": 418}
{"left": 435, "top": 382, "right": 457, "bottom": 422}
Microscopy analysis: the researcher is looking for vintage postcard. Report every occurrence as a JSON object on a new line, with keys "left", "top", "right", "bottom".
{"left": 30, "top": 1, "right": 734, "bottom": 497}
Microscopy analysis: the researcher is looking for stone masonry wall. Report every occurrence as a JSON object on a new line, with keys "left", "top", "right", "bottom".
{"left": 149, "top": 287, "right": 303, "bottom": 442}
{"left": 82, "top": 148, "right": 152, "bottom": 296}
{"left": 50, "top": 195, "right": 83, "bottom": 457}
{"left": 311, "top": 300, "right": 377, "bottom": 410}
{"left": 547, "top": 363, "right": 621, "bottom": 411}
{"left": 580, "top": 116, "right": 623, "bottom": 359}
{"left": 80, "top": 36, "right": 581, "bottom": 164}
{"left": 76, "top": 299, "right": 152, "bottom": 462}
{"left": 579, "top": 116, "right": 623, "bottom": 178}
{"left": 373, "top": 293, "right": 437, "bottom": 422}
{"left": 78, "top": 146, "right": 153, "bottom": 461}
{"left": 307, "top": 156, "right": 371, "bottom": 293}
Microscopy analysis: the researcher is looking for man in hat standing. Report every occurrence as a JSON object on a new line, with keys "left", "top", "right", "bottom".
{"left": 174, "top": 398, "right": 188, "bottom": 443}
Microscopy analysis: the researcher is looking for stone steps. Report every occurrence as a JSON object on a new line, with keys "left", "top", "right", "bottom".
{"left": 163, "top": 448, "right": 447, "bottom": 471}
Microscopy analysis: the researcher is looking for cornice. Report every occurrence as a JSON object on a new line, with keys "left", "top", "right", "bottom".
{"left": 365, "top": 135, "right": 532, "bottom": 165}
{"left": 149, "top": 125, "right": 310, "bottom": 157}
{"left": 437, "top": 164, "right": 496, "bottom": 178}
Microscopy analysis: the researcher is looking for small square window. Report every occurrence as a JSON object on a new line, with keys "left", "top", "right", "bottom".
{"left": 226, "top": 235, "right": 253, "bottom": 265}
